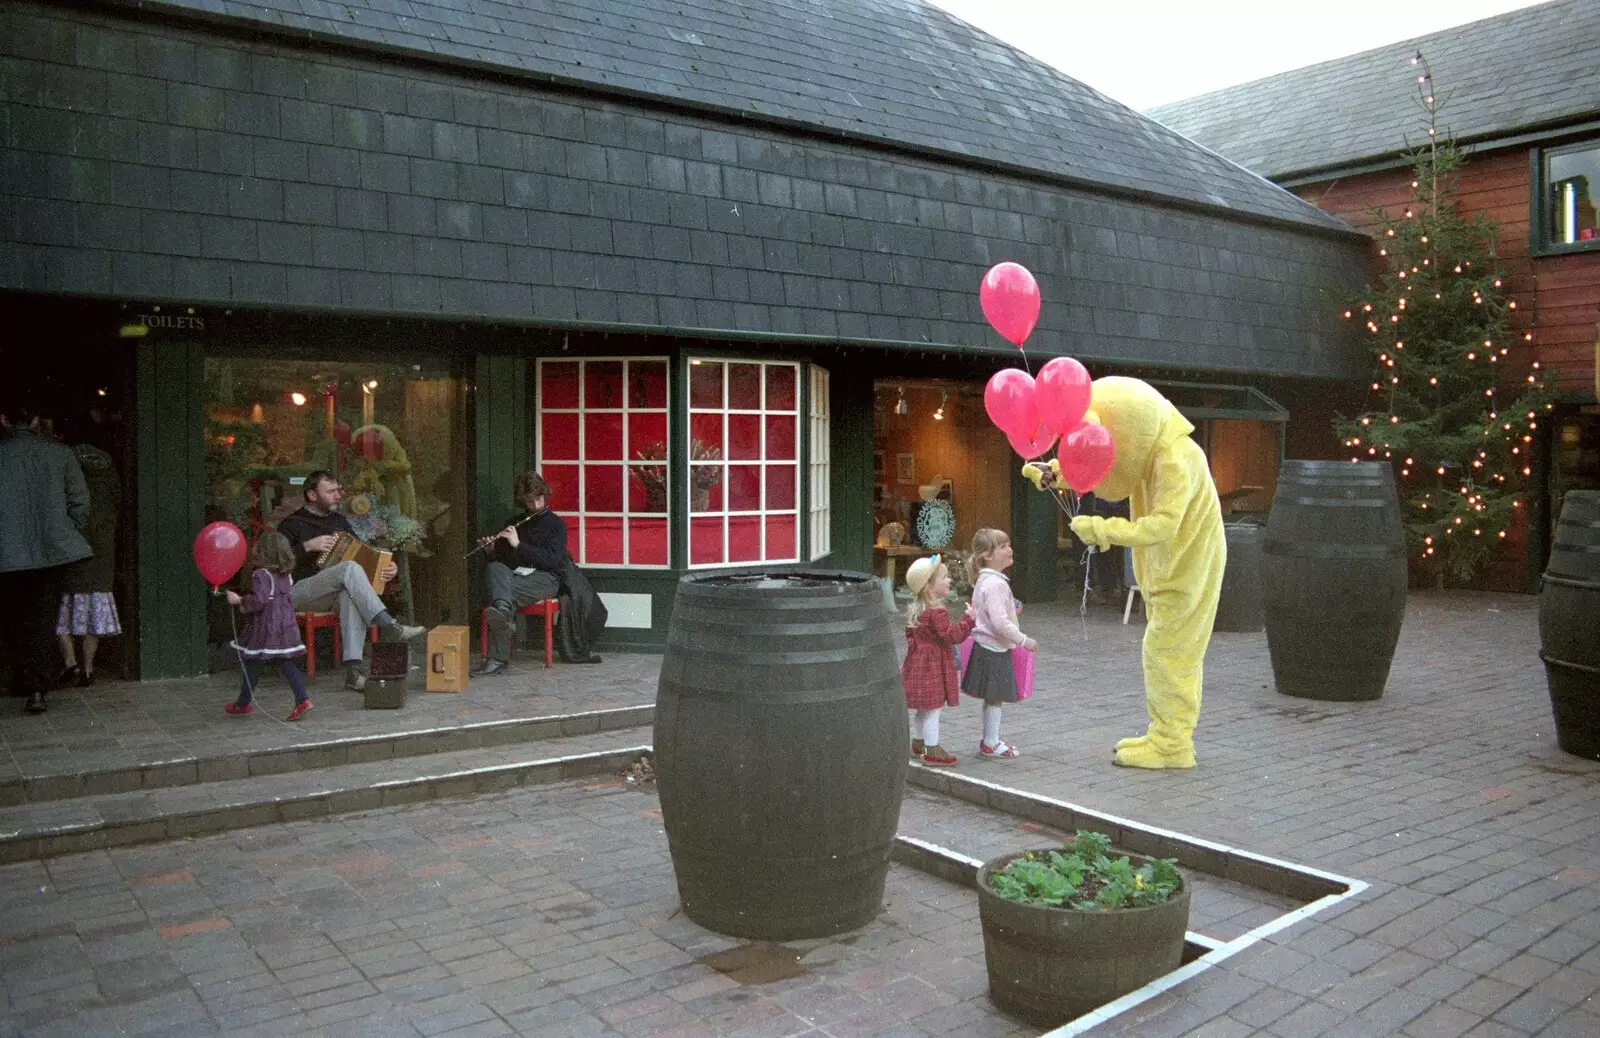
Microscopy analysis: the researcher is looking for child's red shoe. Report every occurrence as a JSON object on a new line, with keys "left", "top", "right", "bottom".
{"left": 286, "top": 700, "right": 313, "bottom": 722}
{"left": 224, "top": 702, "right": 253, "bottom": 716}
{"left": 979, "top": 740, "right": 1019, "bottom": 759}
{"left": 920, "top": 747, "right": 958, "bottom": 767}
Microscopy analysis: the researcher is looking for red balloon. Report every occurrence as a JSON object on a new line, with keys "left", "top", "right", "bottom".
{"left": 1036, "top": 356, "right": 1092, "bottom": 435}
{"left": 354, "top": 428, "right": 385, "bottom": 461}
{"left": 984, "top": 368, "right": 1039, "bottom": 438}
{"left": 193, "top": 521, "right": 248, "bottom": 590}
{"left": 980, "top": 262, "right": 1041, "bottom": 346}
{"left": 1006, "top": 418, "right": 1058, "bottom": 461}
{"left": 1059, "top": 421, "right": 1116, "bottom": 493}
{"left": 333, "top": 420, "right": 351, "bottom": 447}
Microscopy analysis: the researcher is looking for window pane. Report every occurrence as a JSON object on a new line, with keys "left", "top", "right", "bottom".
{"left": 585, "top": 516, "right": 624, "bottom": 564}
{"left": 542, "top": 464, "right": 579, "bottom": 509}
{"left": 689, "top": 360, "right": 723, "bottom": 409}
{"left": 541, "top": 412, "right": 580, "bottom": 460}
{"left": 765, "top": 414, "right": 796, "bottom": 460}
{"left": 766, "top": 514, "right": 797, "bottom": 560}
{"left": 727, "top": 464, "right": 760, "bottom": 510}
{"left": 728, "top": 414, "right": 761, "bottom": 460}
{"left": 585, "top": 361, "right": 624, "bottom": 408}
{"left": 692, "top": 467, "right": 722, "bottom": 511}
{"left": 766, "top": 464, "right": 797, "bottom": 509}
{"left": 766, "top": 365, "right": 797, "bottom": 410}
{"left": 729, "top": 363, "right": 762, "bottom": 409}
{"left": 631, "top": 361, "right": 668, "bottom": 408}
{"left": 541, "top": 361, "right": 580, "bottom": 408}
{"left": 585, "top": 464, "right": 624, "bottom": 513}
{"left": 691, "top": 516, "right": 723, "bottom": 564}
{"left": 584, "top": 412, "right": 624, "bottom": 460}
{"left": 630, "top": 517, "right": 668, "bottom": 565}
{"left": 628, "top": 412, "right": 667, "bottom": 455}
{"left": 630, "top": 464, "right": 667, "bottom": 513}
{"left": 1548, "top": 146, "right": 1600, "bottom": 245}
{"left": 729, "top": 515, "right": 761, "bottom": 561}
{"left": 690, "top": 412, "right": 724, "bottom": 458}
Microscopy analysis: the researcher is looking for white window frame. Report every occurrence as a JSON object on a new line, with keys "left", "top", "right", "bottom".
{"left": 686, "top": 357, "right": 802, "bottom": 569}
{"left": 808, "top": 365, "right": 831, "bottom": 560}
{"left": 535, "top": 356, "right": 672, "bottom": 569}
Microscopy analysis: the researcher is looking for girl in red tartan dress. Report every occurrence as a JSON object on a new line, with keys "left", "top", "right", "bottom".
{"left": 902, "top": 555, "right": 975, "bottom": 767}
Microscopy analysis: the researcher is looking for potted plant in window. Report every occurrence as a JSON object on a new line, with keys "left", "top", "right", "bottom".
{"left": 631, "top": 440, "right": 723, "bottom": 512}
{"left": 977, "top": 830, "right": 1190, "bottom": 1028}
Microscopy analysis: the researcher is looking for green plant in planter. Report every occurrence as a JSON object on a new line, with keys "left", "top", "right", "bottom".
{"left": 987, "top": 830, "right": 1182, "bottom": 911}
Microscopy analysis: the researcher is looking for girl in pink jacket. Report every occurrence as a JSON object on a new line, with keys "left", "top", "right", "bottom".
{"left": 961, "top": 528, "right": 1037, "bottom": 759}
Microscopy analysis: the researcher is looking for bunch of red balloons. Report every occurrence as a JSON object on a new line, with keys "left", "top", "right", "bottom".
{"left": 978, "top": 263, "right": 1115, "bottom": 493}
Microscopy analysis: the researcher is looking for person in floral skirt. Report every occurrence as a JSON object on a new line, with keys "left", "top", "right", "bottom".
{"left": 902, "top": 555, "right": 975, "bottom": 767}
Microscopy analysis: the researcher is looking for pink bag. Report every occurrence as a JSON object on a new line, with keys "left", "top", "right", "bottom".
{"left": 957, "top": 638, "right": 1035, "bottom": 701}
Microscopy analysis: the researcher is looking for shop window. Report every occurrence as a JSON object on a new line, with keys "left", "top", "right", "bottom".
{"left": 688, "top": 359, "right": 801, "bottom": 567}
{"left": 537, "top": 358, "right": 670, "bottom": 568}
{"left": 809, "top": 365, "right": 831, "bottom": 560}
{"left": 202, "top": 358, "right": 469, "bottom": 631}
{"left": 1535, "top": 141, "right": 1600, "bottom": 252}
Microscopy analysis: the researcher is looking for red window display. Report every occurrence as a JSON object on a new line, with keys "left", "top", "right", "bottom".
{"left": 537, "top": 359, "right": 671, "bottom": 567}
{"left": 687, "top": 358, "right": 801, "bottom": 567}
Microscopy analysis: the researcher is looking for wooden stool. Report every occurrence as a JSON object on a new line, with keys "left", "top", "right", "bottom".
{"left": 295, "top": 611, "right": 378, "bottom": 679}
{"left": 480, "top": 599, "right": 560, "bottom": 668}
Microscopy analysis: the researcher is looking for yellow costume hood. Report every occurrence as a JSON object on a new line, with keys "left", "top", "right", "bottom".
{"left": 1087, "top": 376, "right": 1195, "bottom": 503}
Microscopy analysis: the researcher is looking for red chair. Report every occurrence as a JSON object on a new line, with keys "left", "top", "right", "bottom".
{"left": 480, "top": 599, "right": 561, "bottom": 669}
{"left": 295, "top": 611, "right": 378, "bottom": 680}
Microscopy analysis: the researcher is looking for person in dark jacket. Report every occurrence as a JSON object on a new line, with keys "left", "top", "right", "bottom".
{"left": 473, "top": 471, "right": 604, "bottom": 674}
{"left": 0, "top": 398, "right": 92, "bottom": 714}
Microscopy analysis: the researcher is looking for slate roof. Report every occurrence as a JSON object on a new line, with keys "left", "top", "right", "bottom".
{"left": 1148, "top": 0, "right": 1600, "bottom": 181}
{"left": 134, "top": 0, "right": 1350, "bottom": 234}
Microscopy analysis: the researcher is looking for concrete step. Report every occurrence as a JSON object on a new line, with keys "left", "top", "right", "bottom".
{"left": 0, "top": 703, "right": 653, "bottom": 806}
{"left": 0, "top": 733, "right": 654, "bottom": 864}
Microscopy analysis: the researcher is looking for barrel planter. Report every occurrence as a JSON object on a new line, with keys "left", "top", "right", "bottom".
{"left": 1539, "top": 490, "right": 1600, "bottom": 759}
{"left": 977, "top": 850, "right": 1191, "bottom": 1028}
{"left": 1213, "top": 520, "right": 1265, "bottom": 633}
{"left": 1261, "top": 461, "right": 1407, "bottom": 701}
{"left": 654, "top": 571, "right": 905, "bottom": 940}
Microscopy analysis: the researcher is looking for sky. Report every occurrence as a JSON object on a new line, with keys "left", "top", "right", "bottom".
{"left": 926, "top": 0, "right": 1549, "bottom": 111}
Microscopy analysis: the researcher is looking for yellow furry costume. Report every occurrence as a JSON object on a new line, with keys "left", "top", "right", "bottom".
{"left": 1067, "top": 377, "right": 1225, "bottom": 769}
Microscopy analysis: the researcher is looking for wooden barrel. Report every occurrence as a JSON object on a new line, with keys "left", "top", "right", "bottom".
{"left": 1539, "top": 490, "right": 1600, "bottom": 759}
{"left": 1261, "top": 461, "right": 1407, "bottom": 701}
{"left": 1213, "top": 521, "right": 1265, "bottom": 633}
{"left": 654, "top": 571, "right": 906, "bottom": 939}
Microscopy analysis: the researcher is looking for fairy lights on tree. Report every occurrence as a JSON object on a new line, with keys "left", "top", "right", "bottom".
{"left": 1333, "top": 52, "right": 1556, "bottom": 587}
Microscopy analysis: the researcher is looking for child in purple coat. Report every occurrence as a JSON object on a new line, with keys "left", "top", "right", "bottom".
{"left": 224, "top": 532, "right": 312, "bottom": 720}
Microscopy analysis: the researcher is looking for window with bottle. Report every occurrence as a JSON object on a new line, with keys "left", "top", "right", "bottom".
{"left": 1536, "top": 140, "right": 1600, "bottom": 251}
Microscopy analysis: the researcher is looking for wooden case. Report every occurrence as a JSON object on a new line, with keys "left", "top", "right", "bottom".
{"left": 426, "top": 625, "right": 470, "bottom": 693}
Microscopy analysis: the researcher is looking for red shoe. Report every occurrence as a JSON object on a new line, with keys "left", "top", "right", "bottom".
{"left": 920, "top": 747, "right": 958, "bottom": 767}
{"left": 979, "top": 740, "right": 1019, "bottom": 759}
{"left": 286, "top": 700, "right": 313, "bottom": 722}
{"left": 224, "top": 702, "right": 253, "bottom": 716}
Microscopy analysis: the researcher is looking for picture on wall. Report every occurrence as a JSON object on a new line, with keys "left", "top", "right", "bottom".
{"left": 896, "top": 452, "right": 915, "bottom": 484}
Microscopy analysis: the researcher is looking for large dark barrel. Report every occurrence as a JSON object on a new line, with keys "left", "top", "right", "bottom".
{"left": 1213, "top": 520, "right": 1265, "bottom": 633}
{"left": 654, "top": 571, "right": 906, "bottom": 939}
{"left": 1539, "top": 490, "right": 1600, "bottom": 759}
{"left": 1261, "top": 461, "right": 1407, "bottom": 701}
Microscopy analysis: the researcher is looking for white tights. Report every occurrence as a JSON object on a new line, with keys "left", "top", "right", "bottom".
{"left": 913, "top": 708, "right": 941, "bottom": 746}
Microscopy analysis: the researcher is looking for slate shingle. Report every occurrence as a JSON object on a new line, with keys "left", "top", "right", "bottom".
{"left": 1148, "top": 0, "right": 1597, "bottom": 179}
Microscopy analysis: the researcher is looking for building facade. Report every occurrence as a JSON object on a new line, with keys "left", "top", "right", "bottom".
{"left": 2, "top": 0, "right": 1368, "bottom": 678}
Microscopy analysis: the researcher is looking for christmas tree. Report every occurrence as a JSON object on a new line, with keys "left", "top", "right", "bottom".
{"left": 1333, "top": 52, "right": 1556, "bottom": 587}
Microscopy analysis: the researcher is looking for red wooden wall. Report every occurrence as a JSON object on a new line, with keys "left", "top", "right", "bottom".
{"left": 1293, "top": 148, "right": 1599, "bottom": 398}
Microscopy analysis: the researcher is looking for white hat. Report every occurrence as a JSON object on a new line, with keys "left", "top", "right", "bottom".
{"left": 905, "top": 554, "right": 942, "bottom": 596}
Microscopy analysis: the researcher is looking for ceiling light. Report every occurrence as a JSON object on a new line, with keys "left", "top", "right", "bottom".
{"left": 932, "top": 390, "right": 947, "bottom": 420}
{"left": 894, "top": 387, "right": 908, "bottom": 416}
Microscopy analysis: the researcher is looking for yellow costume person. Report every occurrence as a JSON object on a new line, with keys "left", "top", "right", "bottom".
{"left": 1067, "top": 377, "right": 1225, "bottom": 769}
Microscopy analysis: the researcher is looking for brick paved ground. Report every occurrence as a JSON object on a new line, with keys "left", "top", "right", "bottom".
{"left": 1, "top": 589, "right": 1596, "bottom": 1036}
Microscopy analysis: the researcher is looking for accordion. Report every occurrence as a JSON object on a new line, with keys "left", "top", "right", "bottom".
{"left": 315, "top": 531, "right": 392, "bottom": 596}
